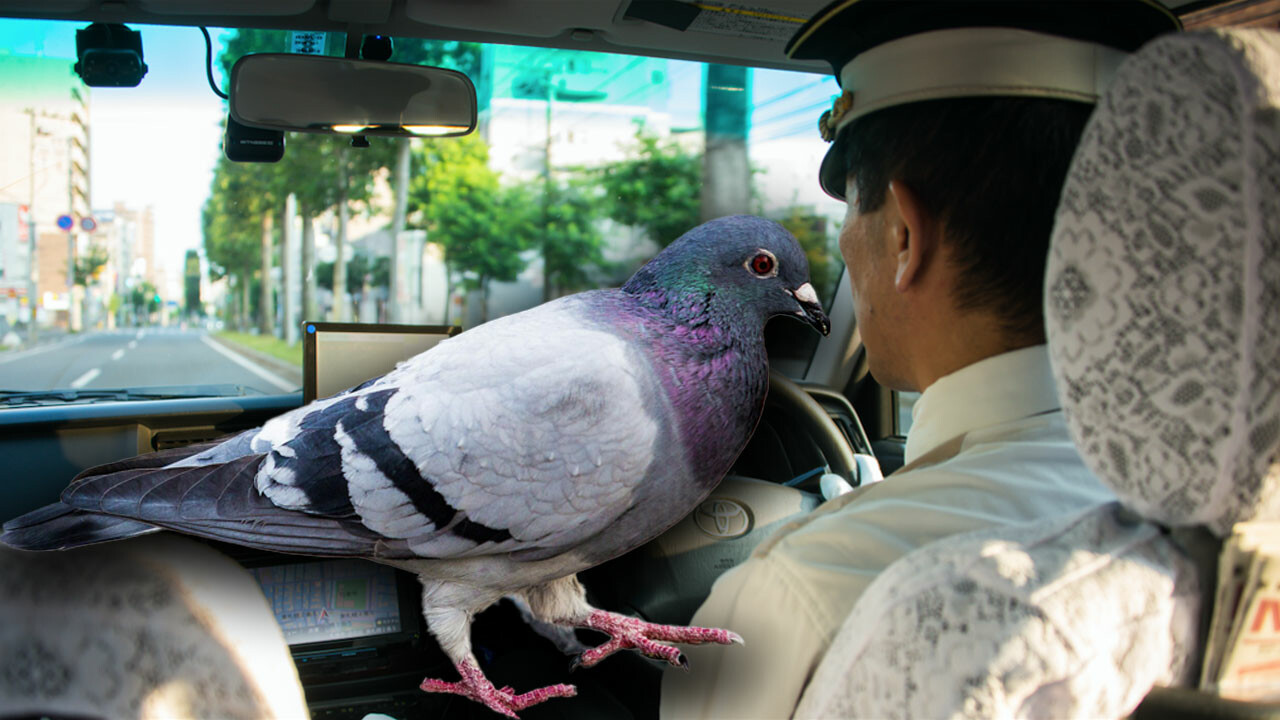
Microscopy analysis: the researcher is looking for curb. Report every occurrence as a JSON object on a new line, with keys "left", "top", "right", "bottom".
{"left": 207, "top": 334, "right": 304, "bottom": 387}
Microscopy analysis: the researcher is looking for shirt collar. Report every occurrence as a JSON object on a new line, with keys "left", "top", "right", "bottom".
{"left": 904, "top": 344, "right": 1062, "bottom": 465}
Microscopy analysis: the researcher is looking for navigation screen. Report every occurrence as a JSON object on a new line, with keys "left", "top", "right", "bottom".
{"left": 249, "top": 559, "right": 403, "bottom": 645}
{"left": 312, "top": 329, "right": 452, "bottom": 401}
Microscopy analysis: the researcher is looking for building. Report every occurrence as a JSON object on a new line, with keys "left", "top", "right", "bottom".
{"left": 485, "top": 45, "right": 674, "bottom": 181}
{"left": 468, "top": 46, "right": 680, "bottom": 323}
{"left": 0, "top": 51, "right": 91, "bottom": 329}
{"left": 92, "top": 203, "right": 158, "bottom": 327}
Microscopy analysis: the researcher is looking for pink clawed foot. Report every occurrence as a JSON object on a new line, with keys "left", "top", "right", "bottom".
{"left": 574, "top": 609, "right": 744, "bottom": 669}
{"left": 420, "top": 659, "right": 576, "bottom": 718}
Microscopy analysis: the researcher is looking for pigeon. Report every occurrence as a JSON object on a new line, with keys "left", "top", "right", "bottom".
{"left": 2, "top": 214, "right": 830, "bottom": 717}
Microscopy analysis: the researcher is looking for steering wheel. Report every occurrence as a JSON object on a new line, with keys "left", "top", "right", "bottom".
{"left": 765, "top": 369, "right": 858, "bottom": 486}
{"left": 581, "top": 371, "right": 865, "bottom": 625}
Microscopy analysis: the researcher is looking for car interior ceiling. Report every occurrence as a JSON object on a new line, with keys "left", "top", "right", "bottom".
{"left": 0, "top": 1, "right": 1270, "bottom": 719}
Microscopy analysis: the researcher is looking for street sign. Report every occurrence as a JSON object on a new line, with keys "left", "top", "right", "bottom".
{"left": 56, "top": 214, "right": 74, "bottom": 231}
{"left": 80, "top": 216, "right": 97, "bottom": 232}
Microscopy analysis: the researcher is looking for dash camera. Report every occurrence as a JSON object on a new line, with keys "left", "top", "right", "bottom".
{"left": 224, "top": 116, "right": 285, "bottom": 163}
{"left": 74, "top": 23, "right": 148, "bottom": 87}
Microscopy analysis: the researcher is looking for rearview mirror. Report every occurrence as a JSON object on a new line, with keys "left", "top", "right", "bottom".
{"left": 229, "top": 54, "right": 477, "bottom": 138}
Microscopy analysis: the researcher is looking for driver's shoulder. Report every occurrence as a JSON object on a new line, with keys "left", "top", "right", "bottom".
{"left": 747, "top": 419, "right": 1110, "bottom": 595}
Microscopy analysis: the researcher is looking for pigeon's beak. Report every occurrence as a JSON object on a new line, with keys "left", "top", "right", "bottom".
{"left": 789, "top": 282, "right": 830, "bottom": 336}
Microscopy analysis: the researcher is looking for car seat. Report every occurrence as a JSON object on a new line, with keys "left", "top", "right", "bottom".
{"left": 0, "top": 535, "right": 310, "bottom": 720}
{"left": 792, "top": 27, "right": 1280, "bottom": 720}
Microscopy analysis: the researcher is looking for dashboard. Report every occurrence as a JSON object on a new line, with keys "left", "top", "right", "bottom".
{"left": 0, "top": 379, "right": 866, "bottom": 719}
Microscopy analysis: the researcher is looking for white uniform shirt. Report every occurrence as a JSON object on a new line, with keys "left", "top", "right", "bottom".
{"left": 660, "top": 345, "right": 1115, "bottom": 719}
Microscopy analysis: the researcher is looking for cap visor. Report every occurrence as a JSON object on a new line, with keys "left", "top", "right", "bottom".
{"left": 819, "top": 134, "right": 847, "bottom": 200}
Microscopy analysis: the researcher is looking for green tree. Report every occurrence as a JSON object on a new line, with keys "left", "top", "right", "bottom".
{"left": 540, "top": 178, "right": 607, "bottom": 300}
{"left": 203, "top": 154, "right": 268, "bottom": 330}
{"left": 71, "top": 241, "right": 110, "bottom": 330}
{"left": 217, "top": 29, "right": 483, "bottom": 324}
{"left": 327, "top": 139, "right": 393, "bottom": 321}
{"left": 217, "top": 29, "right": 335, "bottom": 327}
{"left": 409, "top": 135, "right": 528, "bottom": 323}
{"left": 599, "top": 127, "right": 702, "bottom": 247}
{"left": 129, "top": 281, "right": 160, "bottom": 319}
{"left": 777, "top": 208, "right": 840, "bottom": 308}
{"left": 376, "top": 38, "right": 483, "bottom": 321}
{"left": 317, "top": 254, "right": 389, "bottom": 296}
{"left": 72, "top": 242, "right": 108, "bottom": 287}
{"left": 183, "top": 249, "right": 202, "bottom": 317}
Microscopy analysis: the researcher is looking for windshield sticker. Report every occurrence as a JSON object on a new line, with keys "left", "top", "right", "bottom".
{"left": 290, "top": 31, "right": 327, "bottom": 55}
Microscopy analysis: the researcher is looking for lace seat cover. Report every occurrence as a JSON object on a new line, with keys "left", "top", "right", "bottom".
{"left": 795, "top": 503, "right": 1201, "bottom": 719}
{"left": 0, "top": 535, "right": 309, "bottom": 720}
{"left": 796, "top": 28, "right": 1280, "bottom": 720}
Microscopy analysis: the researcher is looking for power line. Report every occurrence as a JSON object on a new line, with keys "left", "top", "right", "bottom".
{"left": 490, "top": 46, "right": 561, "bottom": 98}
{"left": 753, "top": 78, "right": 828, "bottom": 111}
{"left": 587, "top": 55, "right": 646, "bottom": 93}
{"left": 509, "top": 57, "right": 665, "bottom": 139}
{"left": 753, "top": 119, "right": 821, "bottom": 144}
{"left": 752, "top": 97, "right": 830, "bottom": 128}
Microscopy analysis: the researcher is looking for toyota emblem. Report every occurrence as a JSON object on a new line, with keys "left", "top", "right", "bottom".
{"left": 693, "top": 498, "right": 753, "bottom": 539}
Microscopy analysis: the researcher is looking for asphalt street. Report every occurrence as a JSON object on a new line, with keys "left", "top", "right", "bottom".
{"left": 0, "top": 328, "right": 300, "bottom": 397}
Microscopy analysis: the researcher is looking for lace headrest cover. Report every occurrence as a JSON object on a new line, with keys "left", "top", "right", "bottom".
{"left": 1046, "top": 29, "right": 1280, "bottom": 536}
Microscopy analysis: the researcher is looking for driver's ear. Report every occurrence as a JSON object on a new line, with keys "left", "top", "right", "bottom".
{"left": 885, "top": 180, "right": 937, "bottom": 294}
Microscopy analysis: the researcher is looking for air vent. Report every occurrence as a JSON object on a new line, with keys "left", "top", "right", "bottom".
{"left": 151, "top": 428, "right": 225, "bottom": 451}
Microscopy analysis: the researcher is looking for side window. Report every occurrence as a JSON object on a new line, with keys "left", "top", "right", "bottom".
{"left": 895, "top": 390, "right": 921, "bottom": 436}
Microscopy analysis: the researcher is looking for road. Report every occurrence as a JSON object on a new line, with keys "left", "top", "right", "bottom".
{"left": 0, "top": 328, "right": 300, "bottom": 396}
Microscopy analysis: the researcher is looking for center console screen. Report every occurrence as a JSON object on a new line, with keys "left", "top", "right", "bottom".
{"left": 248, "top": 558, "right": 403, "bottom": 646}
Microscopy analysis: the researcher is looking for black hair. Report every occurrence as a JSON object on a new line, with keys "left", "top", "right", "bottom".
{"left": 840, "top": 97, "right": 1092, "bottom": 343}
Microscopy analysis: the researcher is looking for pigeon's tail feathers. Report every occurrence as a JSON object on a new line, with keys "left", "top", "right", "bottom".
{"left": 0, "top": 439, "right": 242, "bottom": 551}
{"left": 1, "top": 502, "right": 159, "bottom": 550}
{"left": 70, "top": 433, "right": 252, "bottom": 482}
{"left": 57, "top": 455, "right": 409, "bottom": 559}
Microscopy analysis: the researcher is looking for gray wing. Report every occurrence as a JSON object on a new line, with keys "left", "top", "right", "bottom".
{"left": 238, "top": 295, "right": 664, "bottom": 560}
{"left": 7, "top": 297, "right": 665, "bottom": 562}
{"left": 332, "top": 298, "right": 664, "bottom": 559}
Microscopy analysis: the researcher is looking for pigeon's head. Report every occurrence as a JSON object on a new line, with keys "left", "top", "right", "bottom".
{"left": 626, "top": 215, "right": 830, "bottom": 336}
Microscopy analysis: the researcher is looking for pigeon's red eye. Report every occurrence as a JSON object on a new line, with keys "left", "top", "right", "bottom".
{"left": 749, "top": 253, "right": 776, "bottom": 276}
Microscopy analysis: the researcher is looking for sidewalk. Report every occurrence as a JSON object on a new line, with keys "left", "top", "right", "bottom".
{"left": 2, "top": 327, "right": 70, "bottom": 352}
{"left": 0, "top": 329, "right": 79, "bottom": 365}
{"left": 207, "top": 334, "right": 304, "bottom": 389}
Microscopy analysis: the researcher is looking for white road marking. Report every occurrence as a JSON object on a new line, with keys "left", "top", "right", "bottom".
{"left": 128, "top": 341, "right": 137, "bottom": 350}
{"left": 70, "top": 367, "right": 101, "bottom": 388}
{"left": 136, "top": 330, "right": 145, "bottom": 340}
{"left": 111, "top": 349, "right": 125, "bottom": 361}
{"left": 199, "top": 335, "right": 296, "bottom": 392}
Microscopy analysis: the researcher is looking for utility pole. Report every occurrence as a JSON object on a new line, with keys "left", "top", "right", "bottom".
{"left": 67, "top": 137, "right": 75, "bottom": 296}
{"left": 544, "top": 64, "right": 555, "bottom": 182}
{"left": 24, "top": 108, "right": 39, "bottom": 346}
{"left": 389, "top": 138, "right": 410, "bottom": 323}
{"left": 259, "top": 211, "right": 273, "bottom": 336}
{"left": 68, "top": 87, "right": 90, "bottom": 332}
{"left": 542, "top": 60, "right": 556, "bottom": 302}
{"left": 701, "top": 65, "right": 752, "bottom": 222}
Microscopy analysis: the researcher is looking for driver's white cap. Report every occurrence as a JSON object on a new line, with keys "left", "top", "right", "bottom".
{"left": 784, "top": 0, "right": 1182, "bottom": 199}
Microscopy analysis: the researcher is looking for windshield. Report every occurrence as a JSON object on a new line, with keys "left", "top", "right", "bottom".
{"left": 0, "top": 19, "right": 845, "bottom": 404}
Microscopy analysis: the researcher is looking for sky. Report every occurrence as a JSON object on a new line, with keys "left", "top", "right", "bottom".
{"left": 1, "top": 18, "right": 840, "bottom": 292}
{"left": 0, "top": 19, "right": 229, "bottom": 293}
